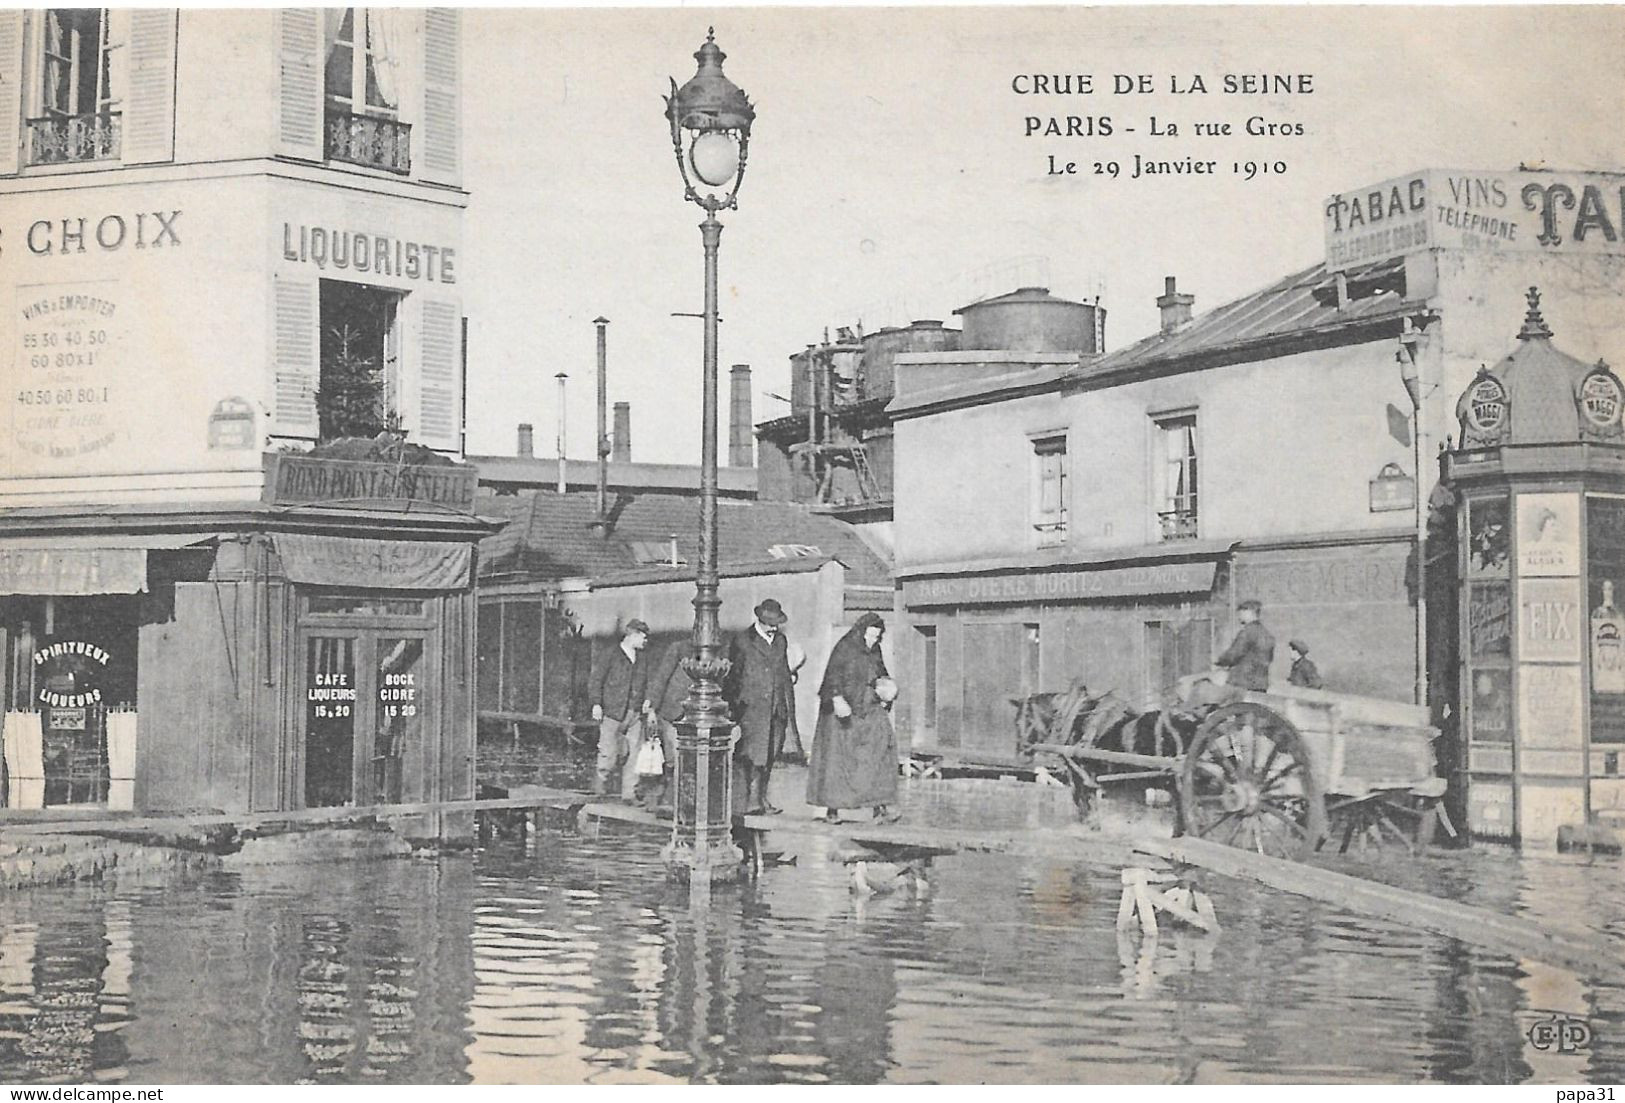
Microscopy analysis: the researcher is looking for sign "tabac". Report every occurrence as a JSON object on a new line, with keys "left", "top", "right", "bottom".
{"left": 265, "top": 454, "right": 478, "bottom": 511}
{"left": 1324, "top": 169, "right": 1625, "bottom": 271}
{"left": 902, "top": 561, "right": 1216, "bottom": 608}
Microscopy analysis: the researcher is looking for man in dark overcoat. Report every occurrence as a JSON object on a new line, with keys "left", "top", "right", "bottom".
{"left": 590, "top": 619, "right": 651, "bottom": 798}
{"left": 725, "top": 598, "right": 795, "bottom": 814}
{"left": 1215, "top": 599, "right": 1275, "bottom": 692}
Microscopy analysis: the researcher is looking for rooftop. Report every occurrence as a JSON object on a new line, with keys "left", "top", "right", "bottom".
{"left": 477, "top": 489, "right": 892, "bottom": 588}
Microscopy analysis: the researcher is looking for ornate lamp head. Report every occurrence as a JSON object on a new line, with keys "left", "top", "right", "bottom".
{"left": 665, "top": 29, "right": 755, "bottom": 212}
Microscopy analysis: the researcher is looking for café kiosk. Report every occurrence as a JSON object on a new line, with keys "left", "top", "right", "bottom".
{"left": 1444, "top": 288, "right": 1625, "bottom": 845}
{"left": 0, "top": 445, "right": 495, "bottom": 845}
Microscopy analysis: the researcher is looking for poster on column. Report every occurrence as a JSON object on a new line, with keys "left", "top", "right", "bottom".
{"left": 1516, "top": 494, "right": 1581, "bottom": 577}
{"left": 1518, "top": 664, "right": 1584, "bottom": 749}
{"left": 1518, "top": 577, "right": 1584, "bottom": 663}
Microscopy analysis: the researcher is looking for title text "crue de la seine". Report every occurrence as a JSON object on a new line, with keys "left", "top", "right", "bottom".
{"left": 1010, "top": 73, "right": 1314, "bottom": 95}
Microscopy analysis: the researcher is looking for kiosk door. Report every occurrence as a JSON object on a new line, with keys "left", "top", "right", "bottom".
{"left": 302, "top": 632, "right": 429, "bottom": 808}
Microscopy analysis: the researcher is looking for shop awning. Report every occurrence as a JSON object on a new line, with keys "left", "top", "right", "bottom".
{"left": 0, "top": 533, "right": 214, "bottom": 595}
{"left": 274, "top": 533, "right": 472, "bottom": 590}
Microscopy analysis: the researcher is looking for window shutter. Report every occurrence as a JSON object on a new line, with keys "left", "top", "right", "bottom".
{"left": 411, "top": 295, "right": 461, "bottom": 452}
{"left": 274, "top": 8, "right": 323, "bottom": 160}
{"left": 272, "top": 276, "right": 319, "bottom": 438}
{"left": 419, "top": 8, "right": 459, "bottom": 186}
{"left": 121, "top": 9, "right": 177, "bottom": 165}
{"left": 0, "top": 10, "right": 22, "bottom": 177}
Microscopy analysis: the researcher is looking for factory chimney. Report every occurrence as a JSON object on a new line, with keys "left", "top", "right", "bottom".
{"left": 612, "top": 402, "right": 631, "bottom": 462}
{"left": 594, "top": 317, "right": 610, "bottom": 526}
{"left": 729, "top": 364, "right": 754, "bottom": 467}
{"left": 554, "top": 371, "right": 568, "bottom": 494}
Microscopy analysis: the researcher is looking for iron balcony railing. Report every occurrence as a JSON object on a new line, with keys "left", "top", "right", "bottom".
{"left": 325, "top": 109, "right": 411, "bottom": 174}
{"left": 1159, "top": 508, "right": 1199, "bottom": 541}
{"left": 1033, "top": 517, "right": 1068, "bottom": 547}
{"left": 27, "top": 112, "right": 121, "bottom": 165}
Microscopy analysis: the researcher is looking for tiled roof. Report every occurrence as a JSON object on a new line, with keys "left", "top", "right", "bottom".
{"left": 477, "top": 489, "right": 892, "bottom": 587}
{"left": 1082, "top": 258, "right": 1421, "bottom": 381}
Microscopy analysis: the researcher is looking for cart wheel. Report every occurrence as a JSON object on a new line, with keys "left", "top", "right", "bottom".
{"left": 1326, "top": 791, "right": 1440, "bottom": 854}
{"left": 1177, "top": 702, "right": 1327, "bottom": 859}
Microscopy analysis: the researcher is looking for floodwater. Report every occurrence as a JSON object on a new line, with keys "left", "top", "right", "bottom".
{"left": 0, "top": 756, "right": 1622, "bottom": 1084}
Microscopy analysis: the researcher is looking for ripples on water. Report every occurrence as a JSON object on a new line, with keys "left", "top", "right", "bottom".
{"left": 0, "top": 774, "right": 1620, "bottom": 1084}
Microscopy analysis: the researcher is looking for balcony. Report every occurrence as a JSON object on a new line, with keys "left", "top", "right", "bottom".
{"left": 27, "top": 113, "right": 121, "bottom": 165}
{"left": 1033, "top": 518, "right": 1068, "bottom": 548}
{"left": 325, "top": 109, "right": 411, "bottom": 174}
{"left": 1158, "top": 508, "right": 1199, "bottom": 541}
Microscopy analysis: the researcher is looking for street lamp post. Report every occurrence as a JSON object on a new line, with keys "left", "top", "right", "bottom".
{"left": 1397, "top": 320, "right": 1428, "bottom": 710}
{"left": 661, "top": 29, "right": 755, "bottom": 884}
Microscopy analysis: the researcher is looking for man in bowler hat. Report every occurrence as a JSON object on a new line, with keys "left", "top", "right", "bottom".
{"left": 726, "top": 598, "right": 795, "bottom": 814}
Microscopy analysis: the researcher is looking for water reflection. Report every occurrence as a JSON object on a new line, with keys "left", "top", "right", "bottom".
{"left": 0, "top": 782, "right": 1619, "bottom": 1083}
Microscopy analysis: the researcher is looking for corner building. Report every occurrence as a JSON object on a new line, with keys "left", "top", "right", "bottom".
{"left": 0, "top": 9, "right": 489, "bottom": 841}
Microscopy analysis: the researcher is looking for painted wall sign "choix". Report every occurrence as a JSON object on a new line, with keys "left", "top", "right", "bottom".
{"left": 8, "top": 211, "right": 184, "bottom": 256}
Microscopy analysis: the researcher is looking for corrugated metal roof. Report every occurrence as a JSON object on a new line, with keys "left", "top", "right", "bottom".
{"left": 1083, "top": 259, "right": 1419, "bottom": 380}
{"left": 477, "top": 489, "right": 892, "bottom": 588}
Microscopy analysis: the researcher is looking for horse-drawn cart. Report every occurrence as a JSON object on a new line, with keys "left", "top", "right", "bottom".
{"left": 1023, "top": 676, "right": 1451, "bottom": 858}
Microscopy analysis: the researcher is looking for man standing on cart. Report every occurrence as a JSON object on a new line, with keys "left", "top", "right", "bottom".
{"left": 1215, "top": 599, "right": 1275, "bottom": 692}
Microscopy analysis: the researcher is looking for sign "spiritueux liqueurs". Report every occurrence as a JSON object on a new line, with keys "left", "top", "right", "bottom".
{"left": 1323, "top": 168, "right": 1625, "bottom": 270}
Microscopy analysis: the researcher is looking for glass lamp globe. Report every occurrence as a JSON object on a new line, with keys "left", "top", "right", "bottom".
{"left": 688, "top": 131, "right": 740, "bottom": 188}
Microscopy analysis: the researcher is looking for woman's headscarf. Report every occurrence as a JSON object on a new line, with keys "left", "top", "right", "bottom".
{"left": 847, "top": 612, "right": 886, "bottom": 648}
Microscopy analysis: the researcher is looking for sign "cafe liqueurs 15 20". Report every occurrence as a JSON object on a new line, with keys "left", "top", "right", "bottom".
{"left": 1324, "top": 168, "right": 1625, "bottom": 270}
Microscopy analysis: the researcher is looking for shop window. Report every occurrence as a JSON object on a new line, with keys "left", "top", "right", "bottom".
{"left": 1155, "top": 414, "right": 1199, "bottom": 541}
{"left": 318, "top": 280, "right": 403, "bottom": 442}
{"left": 1031, "top": 434, "right": 1068, "bottom": 546}
{"left": 2, "top": 595, "right": 139, "bottom": 807}
{"left": 323, "top": 8, "right": 410, "bottom": 173}
{"left": 30, "top": 9, "right": 124, "bottom": 164}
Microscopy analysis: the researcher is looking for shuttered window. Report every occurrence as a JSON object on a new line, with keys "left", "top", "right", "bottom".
{"left": 275, "top": 8, "right": 323, "bottom": 160}
{"left": 273, "top": 277, "right": 320, "bottom": 437}
{"left": 0, "top": 11, "right": 22, "bottom": 175}
{"left": 419, "top": 7, "right": 459, "bottom": 185}
{"left": 416, "top": 297, "right": 460, "bottom": 449}
{"left": 122, "top": 9, "right": 175, "bottom": 165}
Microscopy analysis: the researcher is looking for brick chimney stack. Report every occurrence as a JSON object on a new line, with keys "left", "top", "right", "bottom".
{"left": 517, "top": 422, "right": 534, "bottom": 458}
{"left": 1157, "top": 276, "right": 1195, "bottom": 333}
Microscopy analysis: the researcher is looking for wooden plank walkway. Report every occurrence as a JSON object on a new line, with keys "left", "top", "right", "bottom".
{"left": 4, "top": 787, "right": 1618, "bottom": 985}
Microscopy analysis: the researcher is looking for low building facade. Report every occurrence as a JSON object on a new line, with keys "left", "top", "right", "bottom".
{"left": 888, "top": 168, "right": 1625, "bottom": 845}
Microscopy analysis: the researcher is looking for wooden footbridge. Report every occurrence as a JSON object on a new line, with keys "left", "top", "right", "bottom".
{"left": 1, "top": 786, "right": 1619, "bottom": 986}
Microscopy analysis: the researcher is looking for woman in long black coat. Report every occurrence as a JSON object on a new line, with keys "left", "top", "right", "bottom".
{"left": 806, "top": 613, "right": 900, "bottom": 823}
